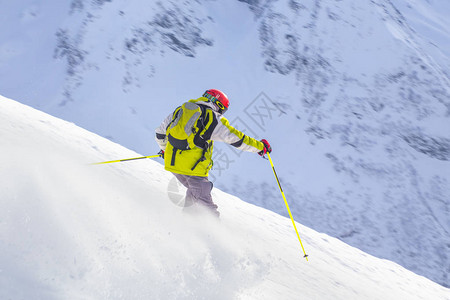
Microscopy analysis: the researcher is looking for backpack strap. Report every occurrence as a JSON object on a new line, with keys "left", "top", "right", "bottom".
{"left": 171, "top": 149, "right": 177, "bottom": 166}
{"left": 190, "top": 105, "right": 216, "bottom": 171}
{"left": 191, "top": 142, "right": 211, "bottom": 171}
{"left": 193, "top": 105, "right": 217, "bottom": 149}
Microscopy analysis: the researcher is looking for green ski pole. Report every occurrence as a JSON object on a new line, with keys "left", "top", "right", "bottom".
{"left": 91, "top": 154, "right": 162, "bottom": 165}
{"left": 267, "top": 153, "right": 309, "bottom": 260}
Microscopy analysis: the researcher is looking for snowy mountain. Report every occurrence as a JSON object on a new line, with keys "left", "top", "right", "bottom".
{"left": 1, "top": 95, "right": 449, "bottom": 299}
{"left": 1, "top": 0, "right": 449, "bottom": 287}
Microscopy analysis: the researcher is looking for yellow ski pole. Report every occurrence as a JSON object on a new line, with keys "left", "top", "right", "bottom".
{"left": 91, "top": 154, "right": 162, "bottom": 165}
{"left": 267, "top": 153, "right": 309, "bottom": 260}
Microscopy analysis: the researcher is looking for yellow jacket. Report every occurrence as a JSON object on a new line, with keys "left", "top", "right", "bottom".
{"left": 155, "top": 97, "right": 264, "bottom": 177}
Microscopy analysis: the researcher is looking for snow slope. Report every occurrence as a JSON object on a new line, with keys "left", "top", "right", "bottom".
{"left": 390, "top": 0, "right": 450, "bottom": 73}
{"left": 1, "top": 95, "right": 449, "bottom": 299}
{"left": 1, "top": 0, "right": 450, "bottom": 288}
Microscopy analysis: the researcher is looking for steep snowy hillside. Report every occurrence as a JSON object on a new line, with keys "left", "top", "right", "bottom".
{"left": 1, "top": 95, "right": 450, "bottom": 299}
{"left": 0, "top": 0, "right": 449, "bottom": 287}
{"left": 390, "top": 0, "right": 450, "bottom": 74}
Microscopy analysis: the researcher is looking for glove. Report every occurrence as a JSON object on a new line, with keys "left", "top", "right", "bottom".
{"left": 258, "top": 139, "right": 272, "bottom": 157}
{"left": 158, "top": 150, "right": 165, "bottom": 159}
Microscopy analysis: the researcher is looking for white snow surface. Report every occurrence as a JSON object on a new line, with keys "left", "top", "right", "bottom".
{"left": 1, "top": 0, "right": 450, "bottom": 288}
{"left": 1, "top": 95, "right": 449, "bottom": 299}
{"left": 0, "top": 97, "right": 450, "bottom": 300}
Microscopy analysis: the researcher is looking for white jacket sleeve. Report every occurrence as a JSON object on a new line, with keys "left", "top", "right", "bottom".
{"left": 210, "top": 116, "right": 264, "bottom": 153}
{"left": 155, "top": 113, "right": 173, "bottom": 151}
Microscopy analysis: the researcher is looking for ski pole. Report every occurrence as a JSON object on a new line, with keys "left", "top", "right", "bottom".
{"left": 91, "top": 154, "right": 162, "bottom": 165}
{"left": 267, "top": 153, "right": 309, "bottom": 260}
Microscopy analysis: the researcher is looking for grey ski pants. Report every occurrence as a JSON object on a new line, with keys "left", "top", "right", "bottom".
{"left": 172, "top": 173, "right": 219, "bottom": 216}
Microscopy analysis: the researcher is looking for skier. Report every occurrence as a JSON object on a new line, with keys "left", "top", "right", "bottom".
{"left": 155, "top": 89, "right": 272, "bottom": 216}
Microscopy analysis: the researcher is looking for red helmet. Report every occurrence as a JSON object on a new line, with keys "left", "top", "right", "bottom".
{"left": 203, "top": 89, "right": 229, "bottom": 114}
